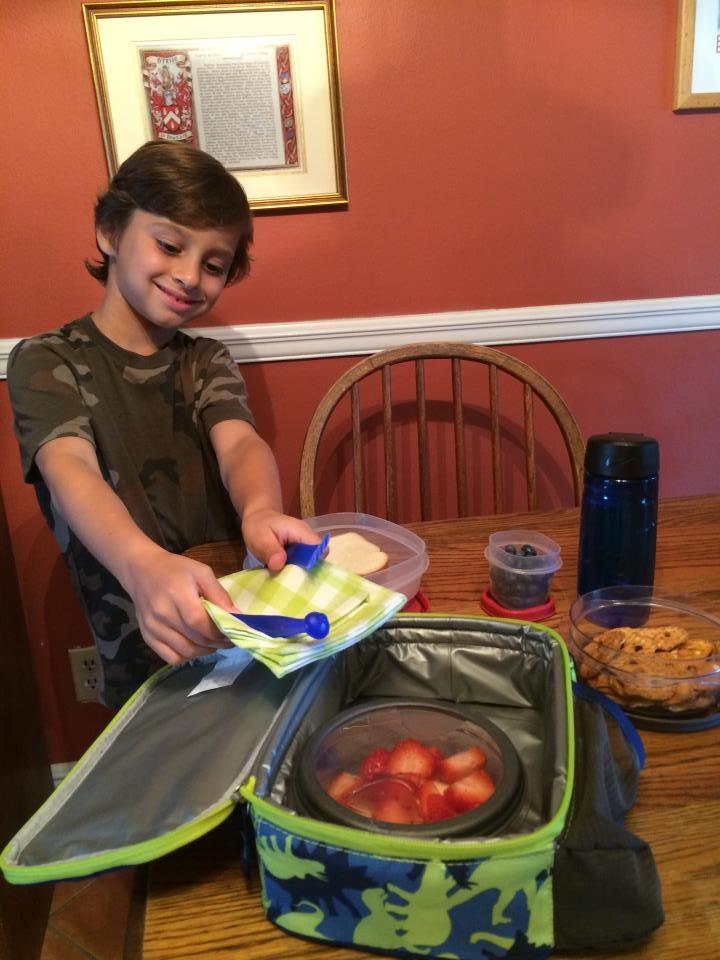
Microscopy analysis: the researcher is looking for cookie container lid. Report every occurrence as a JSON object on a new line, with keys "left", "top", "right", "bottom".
{"left": 568, "top": 587, "right": 720, "bottom": 727}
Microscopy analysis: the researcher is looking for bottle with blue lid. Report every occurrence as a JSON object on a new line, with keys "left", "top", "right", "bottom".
{"left": 577, "top": 433, "right": 659, "bottom": 597}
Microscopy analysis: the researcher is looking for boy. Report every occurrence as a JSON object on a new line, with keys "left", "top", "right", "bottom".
{"left": 8, "top": 140, "right": 318, "bottom": 708}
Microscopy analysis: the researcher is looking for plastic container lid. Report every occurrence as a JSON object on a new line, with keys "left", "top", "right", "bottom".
{"left": 485, "top": 530, "right": 562, "bottom": 575}
{"left": 479, "top": 588, "right": 556, "bottom": 622}
{"left": 584, "top": 433, "right": 659, "bottom": 479}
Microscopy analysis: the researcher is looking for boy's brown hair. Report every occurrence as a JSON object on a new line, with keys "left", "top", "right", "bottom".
{"left": 85, "top": 140, "right": 253, "bottom": 285}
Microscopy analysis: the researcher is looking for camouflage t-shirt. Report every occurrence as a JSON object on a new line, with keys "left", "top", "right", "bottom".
{"left": 8, "top": 314, "right": 255, "bottom": 708}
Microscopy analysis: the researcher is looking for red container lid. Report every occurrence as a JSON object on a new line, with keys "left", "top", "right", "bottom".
{"left": 480, "top": 588, "right": 556, "bottom": 622}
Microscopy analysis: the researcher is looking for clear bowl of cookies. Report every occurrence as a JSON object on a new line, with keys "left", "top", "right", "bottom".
{"left": 568, "top": 586, "right": 720, "bottom": 730}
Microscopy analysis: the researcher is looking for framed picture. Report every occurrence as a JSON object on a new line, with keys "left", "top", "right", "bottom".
{"left": 674, "top": 0, "right": 720, "bottom": 109}
{"left": 82, "top": 0, "right": 348, "bottom": 210}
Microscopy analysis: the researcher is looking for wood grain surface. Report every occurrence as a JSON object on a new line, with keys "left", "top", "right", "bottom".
{"left": 139, "top": 495, "right": 720, "bottom": 959}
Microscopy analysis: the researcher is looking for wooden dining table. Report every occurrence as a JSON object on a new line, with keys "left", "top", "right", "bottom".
{"left": 134, "top": 494, "right": 720, "bottom": 960}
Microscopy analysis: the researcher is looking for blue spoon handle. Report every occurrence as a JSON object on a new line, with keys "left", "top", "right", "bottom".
{"left": 230, "top": 611, "right": 330, "bottom": 640}
{"left": 285, "top": 533, "right": 330, "bottom": 570}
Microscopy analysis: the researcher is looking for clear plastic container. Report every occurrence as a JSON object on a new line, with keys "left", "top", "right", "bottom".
{"left": 292, "top": 699, "right": 525, "bottom": 837}
{"left": 247, "top": 512, "right": 428, "bottom": 599}
{"left": 484, "top": 530, "right": 562, "bottom": 610}
{"left": 568, "top": 587, "right": 720, "bottom": 730}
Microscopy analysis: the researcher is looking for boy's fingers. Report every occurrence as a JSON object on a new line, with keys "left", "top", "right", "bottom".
{"left": 145, "top": 631, "right": 231, "bottom": 665}
{"left": 143, "top": 629, "right": 202, "bottom": 664}
{"left": 265, "top": 548, "right": 287, "bottom": 572}
{"left": 193, "top": 563, "right": 235, "bottom": 608}
{"left": 247, "top": 528, "right": 287, "bottom": 569}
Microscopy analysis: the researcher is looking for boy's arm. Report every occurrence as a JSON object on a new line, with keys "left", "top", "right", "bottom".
{"left": 209, "top": 419, "right": 320, "bottom": 571}
{"left": 35, "top": 436, "right": 235, "bottom": 664}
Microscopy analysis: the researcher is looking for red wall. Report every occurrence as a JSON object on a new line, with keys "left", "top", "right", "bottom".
{"left": 2, "top": 1, "right": 719, "bottom": 762}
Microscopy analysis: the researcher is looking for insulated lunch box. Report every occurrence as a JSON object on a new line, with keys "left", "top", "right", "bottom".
{"left": 1, "top": 615, "right": 663, "bottom": 959}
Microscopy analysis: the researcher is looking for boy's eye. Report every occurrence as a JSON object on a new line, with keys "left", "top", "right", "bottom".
{"left": 157, "top": 239, "right": 181, "bottom": 255}
{"left": 204, "top": 261, "right": 228, "bottom": 276}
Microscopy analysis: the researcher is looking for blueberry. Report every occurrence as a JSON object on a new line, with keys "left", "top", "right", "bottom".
{"left": 504, "top": 544, "right": 518, "bottom": 555}
{"left": 521, "top": 544, "right": 537, "bottom": 557}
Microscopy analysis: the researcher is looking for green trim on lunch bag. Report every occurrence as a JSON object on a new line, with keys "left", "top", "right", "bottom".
{"left": 0, "top": 800, "right": 237, "bottom": 884}
{"left": 243, "top": 781, "right": 568, "bottom": 862}
{"left": 0, "top": 663, "right": 235, "bottom": 885}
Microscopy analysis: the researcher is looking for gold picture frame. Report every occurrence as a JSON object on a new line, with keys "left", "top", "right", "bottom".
{"left": 674, "top": 0, "right": 720, "bottom": 109}
{"left": 82, "top": 0, "right": 348, "bottom": 210}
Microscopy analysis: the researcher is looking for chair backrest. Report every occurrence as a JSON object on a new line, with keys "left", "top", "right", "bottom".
{"left": 299, "top": 342, "right": 585, "bottom": 522}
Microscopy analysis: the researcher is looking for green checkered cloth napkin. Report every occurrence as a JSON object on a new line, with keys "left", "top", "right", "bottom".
{"left": 203, "top": 560, "right": 407, "bottom": 677}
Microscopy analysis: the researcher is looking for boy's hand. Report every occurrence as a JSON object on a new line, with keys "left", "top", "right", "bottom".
{"left": 210, "top": 422, "right": 321, "bottom": 570}
{"left": 123, "top": 549, "right": 236, "bottom": 664}
{"left": 33, "top": 435, "right": 238, "bottom": 667}
{"left": 241, "top": 508, "right": 322, "bottom": 572}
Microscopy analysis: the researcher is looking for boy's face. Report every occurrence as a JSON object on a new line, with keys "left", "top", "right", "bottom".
{"left": 98, "top": 209, "right": 241, "bottom": 338}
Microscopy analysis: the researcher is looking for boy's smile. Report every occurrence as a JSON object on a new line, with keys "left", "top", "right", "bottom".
{"left": 93, "top": 210, "right": 242, "bottom": 354}
{"left": 154, "top": 279, "right": 203, "bottom": 310}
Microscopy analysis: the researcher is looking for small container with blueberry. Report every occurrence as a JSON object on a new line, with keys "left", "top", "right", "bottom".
{"left": 482, "top": 530, "right": 562, "bottom": 619}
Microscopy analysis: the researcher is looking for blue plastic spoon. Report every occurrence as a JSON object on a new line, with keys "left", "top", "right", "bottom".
{"left": 229, "top": 610, "right": 330, "bottom": 640}
{"left": 285, "top": 533, "right": 330, "bottom": 570}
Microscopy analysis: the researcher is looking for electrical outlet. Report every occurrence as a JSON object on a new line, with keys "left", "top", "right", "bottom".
{"left": 68, "top": 646, "right": 100, "bottom": 703}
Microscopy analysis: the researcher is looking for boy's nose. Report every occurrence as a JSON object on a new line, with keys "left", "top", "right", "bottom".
{"left": 173, "top": 259, "right": 201, "bottom": 289}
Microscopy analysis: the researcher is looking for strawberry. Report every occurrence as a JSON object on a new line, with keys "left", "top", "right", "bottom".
{"left": 386, "top": 738, "right": 435, "bottom": 779}
{"left": 360, "top": 747, "right": 391, "bottom": 781}
{"left": 344, "top": 775, "right": 415, "bottom": 818}
{"left": 395, "top": 773, "right": 425, "bottom": 789}
{"left": 417, "top": 779, "right": 450, "bottom": 821}
{"left": 445, "top": 769, "right": 495, "bottom": 813}
{"left": 344, "top": 788, "right": 375, "bottom": 819}
{"left": 437, "top": 746, "right": 487, "bottom": 783}
{"left": 423, "top": 792, "right": 457, "bottom": 823}
{"left": 428, "top": 745, "right": 444, "bottom": 774}
{"left": 373, "top": 797, "right": 420, "bottom": 824}
{"left": 375, "top": 777, "right": 419, "bottom": 805}
{"left": 368, "top": 774, "right": 421, "bottom": 823}
{"left": 326, "top": 771, "right": 361, "bottom": 804}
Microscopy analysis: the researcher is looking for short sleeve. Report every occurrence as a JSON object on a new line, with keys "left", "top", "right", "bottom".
{"left": 7, "top": 336, "right": 95, "bottom": 482}
{"left": 193, "top": 339, "right": 256, "bottom": 433}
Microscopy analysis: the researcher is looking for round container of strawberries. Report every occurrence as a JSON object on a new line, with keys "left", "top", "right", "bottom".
{"left": 293, "top": 699, "right": 524, "bottom": 837}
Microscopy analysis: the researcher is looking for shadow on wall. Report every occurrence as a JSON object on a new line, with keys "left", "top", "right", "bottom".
{"left": 233, "top": 357, "right": 279, "bottom": 446}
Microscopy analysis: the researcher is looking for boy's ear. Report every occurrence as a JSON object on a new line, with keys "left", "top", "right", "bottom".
{"left": 96, "top": 225, "right": 117, "bottom": 257}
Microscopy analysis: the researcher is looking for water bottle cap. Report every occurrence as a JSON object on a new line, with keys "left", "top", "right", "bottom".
{"left": 584, "top": 433, "right": 659, "bottom": 479}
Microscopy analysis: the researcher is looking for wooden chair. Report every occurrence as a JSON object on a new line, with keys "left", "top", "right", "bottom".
{"left": 299, "top": 342, "right": 585, "bottom": 522}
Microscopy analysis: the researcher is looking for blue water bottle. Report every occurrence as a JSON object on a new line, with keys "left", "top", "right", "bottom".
{"left": 577, "top": 433, "right": 659, "bottom": 597}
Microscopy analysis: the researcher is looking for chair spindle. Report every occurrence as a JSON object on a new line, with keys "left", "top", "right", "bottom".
{"left": 382, "top": 365, "right": 396, "bottom": 521}
{"left": 350, "top": 383, "right": 364, "bottom": 513}
{"left": 489, "top": 365, "right": 502, "bottom": 513}
{"left": 451, "top": 358, "right": 468, "bottom": 517}
{"left": 523, "top": 384, "right": 538, "bottom": 510}
{"left": 415, "top": 359, "right": 431, "bottom": 521}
